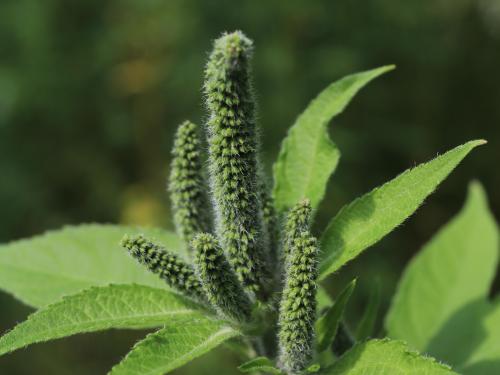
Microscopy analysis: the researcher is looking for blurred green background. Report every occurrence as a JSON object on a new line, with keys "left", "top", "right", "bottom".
{"left": 1, "top": 0, "right": 499, "bottom": 373}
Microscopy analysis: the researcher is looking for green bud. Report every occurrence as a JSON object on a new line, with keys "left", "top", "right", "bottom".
{"left": 261, "top": 181, "right": 279, "bottom": 264}
{"left": 121, "top": 234, "right": 205, "bottom": 301}
{"left": 168, "top": 120, "right": 211, "bottom": 247}
{"left": 283, "top": 199, "right": 312, "bottom": 260}
{"left": 204, "top": 31, "right": 267, "bottom": 295}
{"left": 278, "top": 231, "right": 319, "bottom": 373}
{"left": 193, "top": 233, "right": 252, "bottom": 322}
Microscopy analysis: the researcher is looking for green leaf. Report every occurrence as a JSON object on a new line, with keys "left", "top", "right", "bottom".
{"left": 238, "top": 357, "right": 283, "bottom": 374}
{"left": 0, "top": 284, "right": 206, "bottom": 356}
{"left": 0, "top": 224, "right": 185, "bottom": 307}
{"left": 319, "top": 140, "right": 485, "bottom": 280}
{"left": 272, "top": 66, "right": 394, "bottom": 212}
{"left": 386, "top": 182, "right": 500, "bottom": 374}
{"left": 110, "top": 318, "right": 239, "bottom": 375}
{"left": 321, "top": 339, "right": 456, "bottom": 374}
{"left": 316, "top": 280, "right": 356, "bottom": 352}
{"left": 355, "top": 279, "right": 381, "bottom": 340}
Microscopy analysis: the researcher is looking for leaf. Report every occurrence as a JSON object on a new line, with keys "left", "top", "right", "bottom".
{"left": 0, "top": 284, "right": 207, "bottom": 356}
{"left": 321, "top": 339, "right": 456, "bottom": 374}
{"left": 0, "top": 224, "right": 185, "bottom": 307}
{"left": 272, "top": 66, "right": 394, "bottom": 212}
{"left": 386, "top": 182, "right": 500, "bottom": 374}
{"left": 238, "top": 357, "right": 283, "bottom": 374}
{"left": 316, "top": 280, "right": 356, "bottom": 352}
{"left": 319, "top": 140, "right": 485, "bottom": 280}
{"left": 109, "top": 318, "right": 239, "bottom": 375}
{"left": 355, "top": 279, "right": 381, "bottom": 340}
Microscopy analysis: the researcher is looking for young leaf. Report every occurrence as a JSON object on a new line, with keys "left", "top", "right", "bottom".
{"left": 0, "top": 224, "right": 184, "bottom": 307}
{"left": 386, "top": 182, "right": 500, "bottom": 373}
{"left": 355, "top": 279, "right": 381, "bottom": 340}
{"left": 316, "top": 279, "right": 356, "bottom": 352}
{"left": 272, "top": 66, "right": 394, "bottom": 212}
{"left": 0, "top": 284, "right": 206, "bottom": 356}
{"left": 321, "top": 339, "right": 457, "bottom": 374}
{"left": 319, "top": 140, "right": 485, "bottom": 280}
{"left": 238, "top": 357, "right": 283, "bottom": 374}
{"left": 110, "top": 318, "right": 239, "bottom": 375}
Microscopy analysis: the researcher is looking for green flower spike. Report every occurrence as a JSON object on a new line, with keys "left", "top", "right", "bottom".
{"left": 121, "top": 234, "right": 206, "bottom": 301}
{"left": 204, "top": 31, "right": 267, "bottom": 295}
{"left": 278, "top": 231, "right": 319, "bottom": 374}
{"left": 168, "top": 120, "right": 211, "bottom": 247}
{"left": 193, "top": 233, "right": 252, "bottom": 322}
{"left": 283, "top": 199, "right": 312, "bottom": 259}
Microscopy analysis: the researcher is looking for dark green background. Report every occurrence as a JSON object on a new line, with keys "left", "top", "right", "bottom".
{"left": 1, "top": 0, "right": 499, "bottom": 373}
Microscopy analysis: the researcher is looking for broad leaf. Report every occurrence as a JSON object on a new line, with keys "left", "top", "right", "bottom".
{"left": 355, "top": 279, "right": 381, "bottom": 340}
{"left": 321, "top": 339, "right": 456, "bottom": 374}
{"left": 238, "top": 357, "right": 282, "bottom": 374}
{"left": 272, "top": 66, "right": 394, "bottom": 212}
{"left": 0, "top": 224, "right": 185, "bottom": 307}
{"left": 0, "top": 284, "right": 206, "bottom": 356}
{"left": 319, "top": 140, "right": 485, "bottom": 280}
{"left": 316, "top": 280, "right": 356, "bottom": 352}
{"left": 110, "top": 318, "right": 239, "bottom": 375}
{"left": 386, "top": 182, "right": 500, "bottom": 374}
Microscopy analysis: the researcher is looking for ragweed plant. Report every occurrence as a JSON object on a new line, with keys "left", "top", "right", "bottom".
{"left": 0, "top": 31, "right": 489, "bottom": 375}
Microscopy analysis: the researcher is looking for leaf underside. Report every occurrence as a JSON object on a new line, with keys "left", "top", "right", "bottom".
{"left": 321, "top": 339, "right": 456, "bottom": 374}
{"left": 272, "top": 66, "right": 394, "bottom": 212}
{"left": 386, "top": 182, "right": 500, "bottom": 374}
{"left": 0, "top": 224, "right": 185, "bottom": 307}
{"left": 319, "top": 140, "right": 485, "bottom": 280}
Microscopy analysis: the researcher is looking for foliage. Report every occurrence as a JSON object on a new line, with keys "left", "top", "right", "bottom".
{"left": 0, "top": 30, "right": 486, "bottom": 375}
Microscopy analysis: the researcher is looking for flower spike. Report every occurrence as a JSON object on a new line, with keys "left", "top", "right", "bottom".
{"left": 204, "top": 31, "right": 268, "bottom": 295}
{"left": 121, "top": 234, "right": 206, "bottom": 301}
{"left": 193, "top": 233, "right": 252, "bottom": 322}
{"left": 168, "top": 120, "right": 211, "bottom": 247}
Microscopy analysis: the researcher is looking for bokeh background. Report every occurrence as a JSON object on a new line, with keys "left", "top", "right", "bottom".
{"left": 1, "top": 0, "right": 499, "bottom": 373}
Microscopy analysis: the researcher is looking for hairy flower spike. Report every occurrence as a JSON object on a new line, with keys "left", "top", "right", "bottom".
{"left": 278, "top": 231, "right": 319, "bottom": 373}
{"left": 121, "top": 234, "right": 206, "bottom": 301}
{"left": 193, "top": 233, "right": 252, "bottom": 322}
{"left": 204, "top": 31, "right": 267, "bottom": 295}
{"left": 283, "top": 199, "right": 312, "bottom": 259}
{"left": 169, "top": 120, "right": 211, "bottom": 247}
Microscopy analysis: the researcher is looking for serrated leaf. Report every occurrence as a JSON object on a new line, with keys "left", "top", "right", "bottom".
{"left": 355, "top": 279, "right": 381, "bottom": 340}
{"left": 238, "top": 356, "right": 282, "bottom": 374}
{"left": 319, "top": 140, "right": 485, "bottom": 280}
{"left": 386, "top": 182, "right": 500, "bottom": 374}
{"left": 321, "top": 339, "right": 456, "bottom": 374}
{"left": 0, "top": 284, "right": 206, "bottom": 356}
{"left": 316, "top": 280, "right": 356, "bottom": 352}
{"left": 110, "top": 318, "right": 239, "bottom": 375}
{"left": 0, "top": 224, "right": 185, "bottom": 307}
{"left": 272, "top": 66, "right": 394, "bottom": 212}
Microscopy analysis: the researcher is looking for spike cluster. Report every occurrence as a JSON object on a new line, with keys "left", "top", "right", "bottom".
{"left": 121, "top": 234, "right": 205, "bottom": 301}
{"left": 193, "top": 233, "right": 252, "bottom": 322}
{"left": 204, "top": 31, "right": 267, "bottom": 294}
{"left": 169, "top": 120, "right": 211, "bottom": 247}
{"left": 121, "top": 31, "right": 324, "bottom": 374}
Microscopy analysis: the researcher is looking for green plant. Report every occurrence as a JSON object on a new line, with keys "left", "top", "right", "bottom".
{"left": 0, "top": 31, "right": 487, "bottom": 374}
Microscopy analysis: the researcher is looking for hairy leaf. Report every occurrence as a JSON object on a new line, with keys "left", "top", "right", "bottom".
{"left": 273, "top": 66, "right": 394, "bottom": 212}
{"left": 316, "top": 279, "right": 356, "bottom": 352}
{"left": 0, "top": 224, "right": 184, "bottom": 307}
{"left": 238, "top": 357, "right": 283, "bottom": 374}
{"left": 0, "top": 284, "right": 206, "bottom": 356}
{"left": 321, "top": 339, "right": 456, "bottom": 374}
{"left": 355, "top": 279, "right": 381, "bottom": 340}
{"left": 386, "top": 182, "right": 500, "bottom": 374}
{"left": 319, "top": 140, "right": 485, "bottom": 280}
{"left": 110, "top": 318, "right": 239, "bottom": 375}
